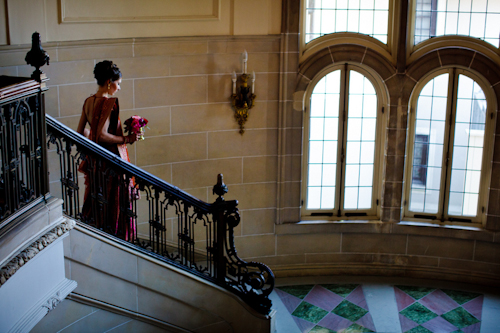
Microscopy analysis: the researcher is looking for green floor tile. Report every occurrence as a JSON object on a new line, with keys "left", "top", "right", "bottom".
{"left": 405, "top": 326, "right": 433, "bottom": 333}
{"left": 396, "top": 286, "right": 435, "bottom": 300}
{"left": 441, "top": 307, "right": 480, "bottom": 329}
{"left": 309, "top": 326, "right": 336, "bottom": 333}
{"left": 441, "top": 289, "right": 482, "bottom": 305}
{"left": 278, "top": 285, "right": 315, "bottom": 299}
{"left": 291, "top": 301, "right": 329, "bottom": 324}
{"left": 320, "top": 284, "right": 359, "bottom": 298}
{"left": 332, "top": 299, "right": 368, "bottom": 322}
{"left": 400, "top": 302, "right": 438, "bottom": 324}
{"left": 344, "top": 323, "right": 373, "bottom": 332}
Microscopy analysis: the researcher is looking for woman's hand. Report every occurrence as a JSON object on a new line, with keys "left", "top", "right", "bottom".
{"left": 125, "top": 132, "right": 141, "bottom": 144}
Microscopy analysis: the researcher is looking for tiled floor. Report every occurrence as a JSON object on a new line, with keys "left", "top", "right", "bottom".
{"left": 270, "top": 277, "right": 500, "bottom": 333}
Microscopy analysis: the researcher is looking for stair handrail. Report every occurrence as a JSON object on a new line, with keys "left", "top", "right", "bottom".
{"left": 46, "top": 115, "right": 210, "bottom": 210}
{"left": 46, "top": 115, "right": 274, "bottom": 315}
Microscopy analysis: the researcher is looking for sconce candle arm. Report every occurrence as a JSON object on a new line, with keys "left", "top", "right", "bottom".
{"left": 232, "top": 71, "right": 237, "bottom": 95}
{"left": 242, "top": 50, "right": 248, "bottom": 74}
{"left": 251, "top": 71, "right": 256, "bottom": 94}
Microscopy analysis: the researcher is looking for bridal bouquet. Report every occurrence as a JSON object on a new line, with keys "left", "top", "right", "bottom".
{"left": 124, "top": 115, "right": 149, "bottom": 140}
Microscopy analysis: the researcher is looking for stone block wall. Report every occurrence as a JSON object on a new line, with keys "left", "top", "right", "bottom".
{"left": 1, "top": 29, "right": 499, "bottom": 288}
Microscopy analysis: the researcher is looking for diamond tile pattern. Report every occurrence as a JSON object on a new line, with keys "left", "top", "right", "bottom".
{"left": 318, "top": 312, "right": 352, "bottom": 331}
{"left": 420, "top": 290, "right": 459, "bottom": 315}
{"left": 441, "top": 307, "right": 480, "bottom": 329}
{"left": 421, "top": 316, "right": 460, "bottom": 332}
{"left": 441, "top": 290, "right": 482, "bottom": 305}
{"left": 279, "top": 285, "right": 315, "bottom": 299}
{"left": 276, "top": 284, "right": 374, "bottom": 332}
{"left": 400, "top": 302, "right": 438, "bottom": 324}
{"left": 309, "top": 326, "right": 335, "bottom": 333}
{"left": 276, "top": 284, "right": 484, "bottom": 333}
{"left": 292, "top": 302, "right": 329, "bottom": 324}
{"left": 304, "top": 285, "right": 344, "bottom": 312}
{"left": 395, "top": 286, "right": 483, "bottom": 333}
{"left": 332, "top": 300, "right": 368, "bottom": 322}
{"left": 462, "top": 295, "right": 483, "bottom": 320}
{"left": 321, "top": 284, "right": 359, "bottom": 298}
{"left": 344, "top": 323, "right": 373, "bottom": 332}
{"left": 406, "top": 326, "right": 433, "bottom": 333}
{"left": 396, "top": 286, "right": 435, "bottom": 300}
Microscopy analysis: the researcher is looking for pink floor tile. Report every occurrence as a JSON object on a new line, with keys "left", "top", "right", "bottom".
{"left": 345, "top": 285, "right": 368, "bottom": 310}
{"left": 462, "top": 295, "right": 484, "bottom": 320}
{"left": 276, "top": 288, "right": 302, "bottom": 314}
{"left": 292, "top": 316, "right": 316, "bottom": 333}
{"left": 421, "top": 316, "right": 458, "bottom": 333}
{"left": 304, "top": 285, "right": 344, "bottom": 312}
{"left": 461, "top": 322, "right": 481, "bottom": 333}
{"left": 318, "top": 313, "right": 352, "bottom": 332}
{"left": 399, "top": 313, "right": 419, "bottom": 332}
{"left": 395, "top": 286, "right": 415, "bottom": 311}
{"left": 420, "top": 289, "right": 459, "bottom": 315}
{"left": 356, "top": 313, "right": 376, "bottom": 332}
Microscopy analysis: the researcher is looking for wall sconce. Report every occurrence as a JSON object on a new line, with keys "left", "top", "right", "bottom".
{"left": 231, "top": 50, "right": 256, "bottom": 135}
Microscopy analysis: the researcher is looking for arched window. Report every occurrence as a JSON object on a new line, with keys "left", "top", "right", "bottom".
{"left": 304, "top": 0, "right": 390, "bottom": 44}
{"left": 405, "top": 69, "right": 494, "bottom": 222}
{"left": 302, "top": 65, "right": 384, "bottom": 218}
{"left": 413, "top": 0, "right": 500, "bottom": 47}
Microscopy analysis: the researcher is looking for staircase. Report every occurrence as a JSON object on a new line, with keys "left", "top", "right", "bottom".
{"left": 0, "top": 33, "right": 275, "bottom": 333}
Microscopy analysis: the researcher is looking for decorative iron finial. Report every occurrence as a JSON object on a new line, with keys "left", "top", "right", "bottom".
{"left": 213, "top": 174, "right": 228, "bottom": 201}
{"left": 25, "top": 32, "right": 50, "bottom": 82}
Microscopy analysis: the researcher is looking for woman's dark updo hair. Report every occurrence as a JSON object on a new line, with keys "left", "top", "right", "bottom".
{"left": 94, "top": 60, "right": 121, "bottom": 87}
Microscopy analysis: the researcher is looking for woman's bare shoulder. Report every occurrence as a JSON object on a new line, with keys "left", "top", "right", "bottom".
{"left": 83, "top": 94, "right": 96, "bottom": 105}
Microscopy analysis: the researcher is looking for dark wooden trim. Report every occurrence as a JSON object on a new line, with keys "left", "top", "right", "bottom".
{"left": 397, "top": 0, "right": 409, "bottom": 73}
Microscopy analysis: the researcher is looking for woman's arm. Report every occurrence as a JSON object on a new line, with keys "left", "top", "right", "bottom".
{"left": 76, "top": 108, "right": 89, "bottom": 137}
{"left": 98, "top": 116, "right": 140, "bottom": 144}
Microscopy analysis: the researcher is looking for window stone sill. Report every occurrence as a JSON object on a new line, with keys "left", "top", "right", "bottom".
{"left": 276, "top": 219, "right": 497, "bottom": 242}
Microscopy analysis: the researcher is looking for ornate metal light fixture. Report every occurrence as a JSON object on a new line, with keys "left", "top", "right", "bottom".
{"left": 231, "top": 50, "right": 256, "bottom": 134}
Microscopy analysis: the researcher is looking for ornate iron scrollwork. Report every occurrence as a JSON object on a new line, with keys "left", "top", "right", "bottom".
{"left": 0, "top": 93, "right": 47, "bottom": 222}
{"left": 45, "top": 115, "right": 274, "bottom": 316}
{"left": 212, "top": 175, "right": 275, "bottom": 315}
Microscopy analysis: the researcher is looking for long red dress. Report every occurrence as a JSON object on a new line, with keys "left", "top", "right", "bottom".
{"left": 78, "top": 96, "right": 136, "bottom": 241}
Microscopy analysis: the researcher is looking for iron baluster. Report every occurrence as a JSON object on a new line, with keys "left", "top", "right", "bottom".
{"left": 176, "top": 200, "right": 182, "bottom": 262}
{"left": 0, "top": 109, "right": 6, "bottom": 219}
{"left": 146, "top": 185, "right": 154, "bottom": 252}
{"left": 161, "top": 196, "right": 167, "bottom": 257}
{"left": 71, "top": 150, "right": 81, "bottom": 218}
{"left": 62, "top": 139, "right": 72, "bottom": 216}
{"left": 189, "top": 210, "right": 195, "bottom": 269}
{"left": 212, "top": 174, "right": 228, "bottom": 285}
{"left": 44, "top": 114, "right": 275, "bottom": 315}
{"left": 1, "top": 86, "right": 49, "bottom": 222}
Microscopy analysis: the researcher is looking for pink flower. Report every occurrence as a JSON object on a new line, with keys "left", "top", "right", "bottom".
{"left": 124, "top": 115, "right": 149, "bottom": 135}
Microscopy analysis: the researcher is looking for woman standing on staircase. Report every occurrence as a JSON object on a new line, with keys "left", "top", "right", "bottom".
{"left": 76, "top": 60, "right": 140, "bottom": 241}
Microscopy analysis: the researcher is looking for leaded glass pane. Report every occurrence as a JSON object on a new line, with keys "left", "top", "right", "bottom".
{"left": 305, "top": 0, "right": 389, "bottom": 44}
{"left": 344, "top": 71, "right": 377, "bottom": 210}
{"left": 409, "top": 74, "right": 449, "bottom": 213}
{"left": 448, "top": 75, "right": 486, "bottom": 216}
{"left": 414, "top": 0, "right": 500, "bottom": 47}
{"left": 306, "top": 70, "right": 341, "bottom": 209}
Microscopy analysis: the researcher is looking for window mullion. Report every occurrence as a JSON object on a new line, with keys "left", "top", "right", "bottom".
{"left": 441, "top": 68, "right": 458, "bottom": 221}
{"left": 337, "top": 64, "right": 349, "bottom": 216}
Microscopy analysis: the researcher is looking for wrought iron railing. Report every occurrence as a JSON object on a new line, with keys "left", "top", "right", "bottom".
{"left": 46, "top": 115, "right": 274, "bottom": 314}
{"left": 0, "top": 76, "right": 49, "bottom": 226}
